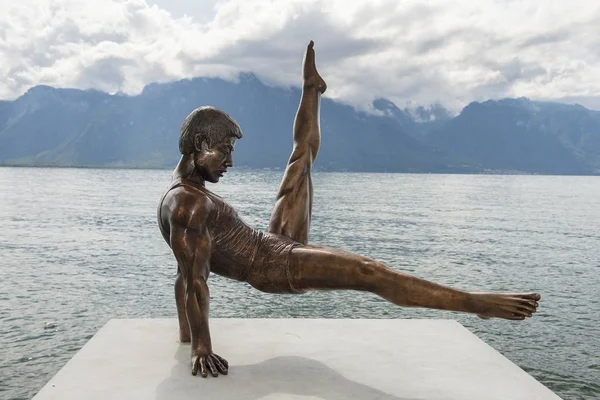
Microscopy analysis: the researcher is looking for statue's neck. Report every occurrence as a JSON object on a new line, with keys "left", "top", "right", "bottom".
{"left": 173, "top": 154, "right": 205, "bottom": 186}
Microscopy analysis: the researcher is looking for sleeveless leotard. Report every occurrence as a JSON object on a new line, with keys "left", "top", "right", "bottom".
{"left": 158, "top": 178, "right": 304, "bottom": 294}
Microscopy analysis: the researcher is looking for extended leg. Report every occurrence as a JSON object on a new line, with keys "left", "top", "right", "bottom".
{"left": 288, "top": 246, "right": 540, "bottom": 320}
{"left": 268, "top": 40, "right": 327, "bottom": 244}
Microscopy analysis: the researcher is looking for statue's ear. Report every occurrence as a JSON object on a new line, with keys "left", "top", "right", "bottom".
{"left": 194, "top": 135, "right": 209, "bottom": 152}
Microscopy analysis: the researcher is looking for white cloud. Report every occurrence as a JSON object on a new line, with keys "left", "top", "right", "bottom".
{"left": 0, "top": 0, "right": 599, "bottom": 111}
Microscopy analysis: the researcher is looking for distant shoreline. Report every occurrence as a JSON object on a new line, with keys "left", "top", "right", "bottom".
{"left": 0, "top": 163, "right": 173, "bottom": 171}
{"left": 1, "top": 163, "right": 598, "bottom": 177}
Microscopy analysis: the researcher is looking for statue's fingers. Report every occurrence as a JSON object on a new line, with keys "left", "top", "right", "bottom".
{"left": 211, "top": 354, "right": 228, "bottom": 374}
{"left": 191, "top": 356, "right": 199, "bottom": 376}
{"left": 207, "top": 356, "right": 218, "bottom": 377}
{"left": 200, "top": 357, "right": 208, "bottom": 378}
{"left": 214, "top": 354, "right": 229, "bottom": 369}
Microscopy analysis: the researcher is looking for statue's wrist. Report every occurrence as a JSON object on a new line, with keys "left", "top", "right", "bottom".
{"left": 191, "top": 335, "right": 212, "bottom": 352}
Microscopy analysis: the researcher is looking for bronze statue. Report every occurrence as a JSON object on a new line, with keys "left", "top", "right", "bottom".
{"left": 158, "top": 41, "right": 541, "bottom": 378}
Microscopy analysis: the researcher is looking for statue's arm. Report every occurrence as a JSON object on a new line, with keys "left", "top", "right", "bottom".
{"left": 168, "top": 192, "right": 228, "bottom": 377}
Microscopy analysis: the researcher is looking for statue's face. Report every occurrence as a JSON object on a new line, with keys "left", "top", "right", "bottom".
{"left": 194, "top": 135, "right": 236, "bottom": 183}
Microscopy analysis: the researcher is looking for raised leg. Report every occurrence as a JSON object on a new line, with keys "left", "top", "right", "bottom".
{"left": 175, "top": 267, "right": 191, "bottom": 342}
{"left": 268, "top": 40, "right": 327, "bottom": 244}
{"left": 288, "top": 246, "right": 541, "bottom": 320}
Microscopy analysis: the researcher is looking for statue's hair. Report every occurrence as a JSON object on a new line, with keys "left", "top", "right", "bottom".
{"left": 179, "top": 106, "right": 243, "bottom": 154}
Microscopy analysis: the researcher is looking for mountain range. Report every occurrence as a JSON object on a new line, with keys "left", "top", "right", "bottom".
{"left": 0, "top": 73, "right": 598, "bottom": 175}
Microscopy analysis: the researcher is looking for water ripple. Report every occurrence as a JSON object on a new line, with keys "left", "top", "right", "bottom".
{"left": 0, "top": 168, "right": 599, "bottom": 400}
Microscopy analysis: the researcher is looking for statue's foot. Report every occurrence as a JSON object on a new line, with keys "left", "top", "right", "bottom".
{"left": 303, "top": 40, "right": 327, "bottom": 94}
{"left": 470, "top": 292, "right": 541, "bottom": 320}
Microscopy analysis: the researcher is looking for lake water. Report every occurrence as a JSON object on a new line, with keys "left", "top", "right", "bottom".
{"left": 0, "top": 167, "right": 599, "bottom": 399}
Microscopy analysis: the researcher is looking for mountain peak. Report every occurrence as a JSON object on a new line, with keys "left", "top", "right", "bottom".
{"left": 405, "top": 103, "right": 454, "bottom": 123}
{"left": 238, "top": 72, "right": 260, "bottom": 83}
{"left": 372, "top": 98, "right": 398, "bottom": 111}
{"left": 26, "top": 85, "right": 55, "bottom": 93}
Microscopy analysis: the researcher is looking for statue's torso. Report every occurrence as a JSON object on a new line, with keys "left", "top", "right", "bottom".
{"left": 159, "top": 179, "right": 299, "bottom": 283}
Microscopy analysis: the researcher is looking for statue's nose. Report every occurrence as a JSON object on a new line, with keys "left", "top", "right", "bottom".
{"left": 225, "top": 153, "right": 233, "bottom": 167}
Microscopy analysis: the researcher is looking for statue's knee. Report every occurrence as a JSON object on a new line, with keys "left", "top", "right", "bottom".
{"left": 357, "top": 260, "right": 378, "bottom": 277}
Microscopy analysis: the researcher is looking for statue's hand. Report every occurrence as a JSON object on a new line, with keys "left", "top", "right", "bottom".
{"left": 191, "top": 348, "right": 229, "bottom": 377}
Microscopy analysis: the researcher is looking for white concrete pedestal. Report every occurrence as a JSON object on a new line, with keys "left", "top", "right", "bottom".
{"left": 32, "top": 319, "right": 561, "bottom": 400}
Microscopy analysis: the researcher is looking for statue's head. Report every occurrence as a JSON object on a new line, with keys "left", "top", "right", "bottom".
{"left": 179, "top": 106, "right": 243, "bottom": 183}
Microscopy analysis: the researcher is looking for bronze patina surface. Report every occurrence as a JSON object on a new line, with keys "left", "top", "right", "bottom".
{"left": 158, "top": 41, "right": 541, "bottom": 378}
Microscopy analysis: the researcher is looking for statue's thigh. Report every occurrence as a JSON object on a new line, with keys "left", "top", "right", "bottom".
{"left": 288, "top": 245, "right": 377, "bottom": 292}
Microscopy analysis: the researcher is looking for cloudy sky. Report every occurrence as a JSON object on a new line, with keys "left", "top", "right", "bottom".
{"left": 1, "top": 0, "right": 599, "bottom": 111}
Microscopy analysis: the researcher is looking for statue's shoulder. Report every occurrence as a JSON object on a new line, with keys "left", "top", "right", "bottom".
{"left": 163, "top": 183, "right": 215, "bottom": 225}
